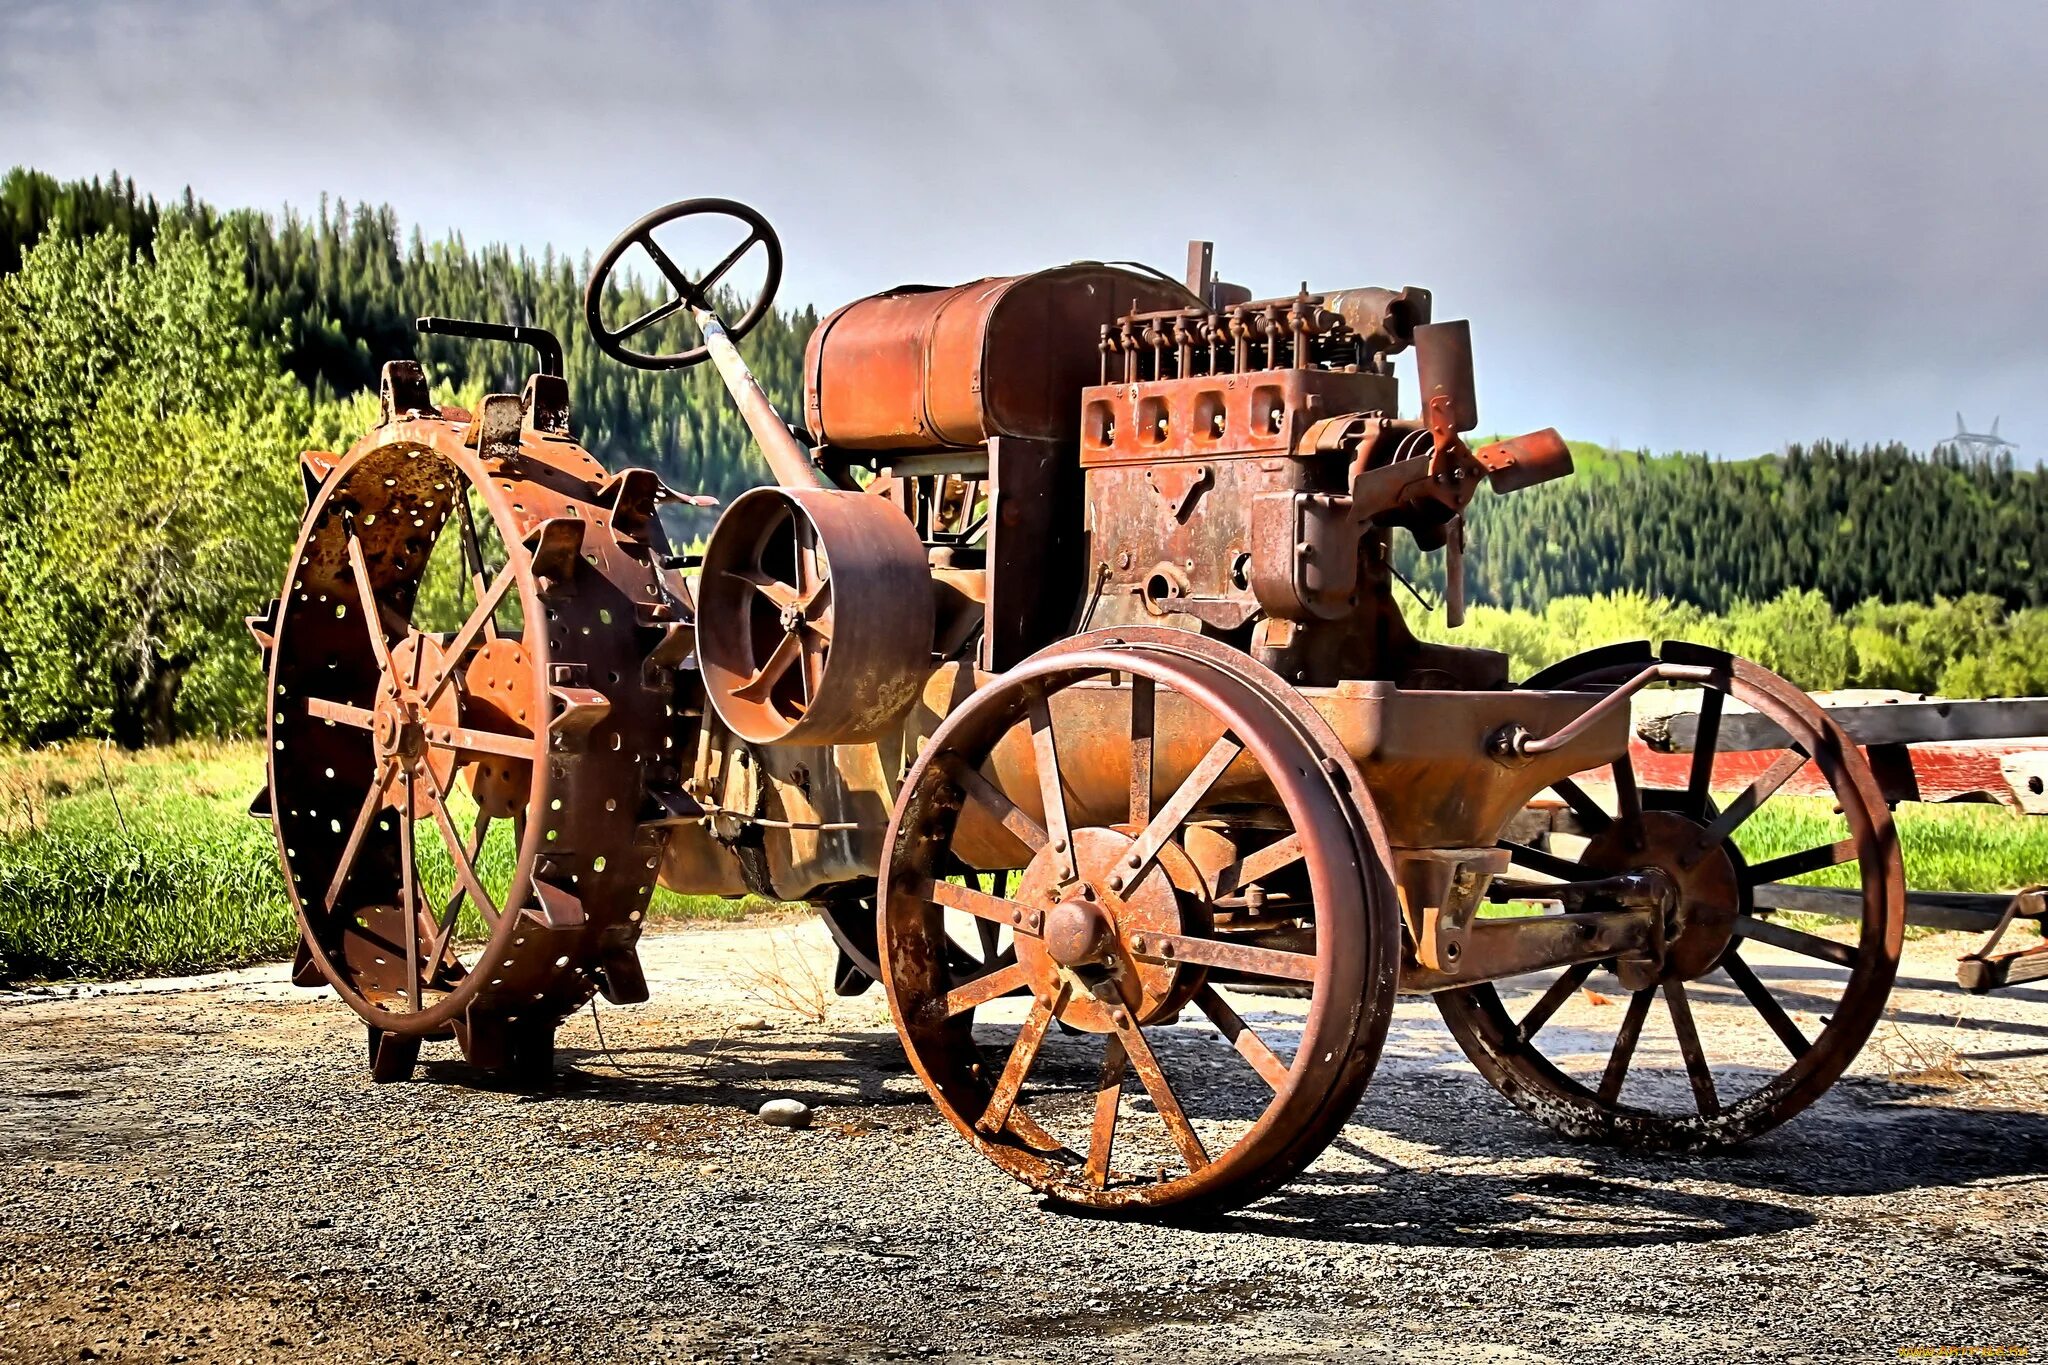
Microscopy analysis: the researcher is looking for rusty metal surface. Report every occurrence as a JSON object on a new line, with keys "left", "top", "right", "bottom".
{"left": 261, "top": 362, "right": 683, "bottom": 1074}
{"left": 259, "top": 197, "right": 1930, "bottom": 1219}
{"left": 803, "top": 267, "right": 1188, "bottom": 450}
{"left": 695, "top": 485, "right": 933, "bottom": 744}
{"left": 1434, "top": 643, "right": 1908, "bottom": 1147}
{"left": 875, "top": 636, "right": 1400, "bottom": 1212}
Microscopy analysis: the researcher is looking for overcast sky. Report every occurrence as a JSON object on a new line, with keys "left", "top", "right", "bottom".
{"left": 3, "top": 0, "right": 2042, "bottom": 458}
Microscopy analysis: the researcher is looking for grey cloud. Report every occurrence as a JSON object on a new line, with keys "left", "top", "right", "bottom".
{"left": 2, "top": 0, "right": 2042, "bottom": 457}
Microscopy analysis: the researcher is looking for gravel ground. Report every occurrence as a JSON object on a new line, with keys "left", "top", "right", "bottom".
{"left": 2, "top": 917, "right": 2044, "bottom": 1365}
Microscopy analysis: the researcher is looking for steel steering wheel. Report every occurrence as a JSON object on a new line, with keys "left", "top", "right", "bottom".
{"left": 583, "top": 197, "right": 783, "bottom": 370}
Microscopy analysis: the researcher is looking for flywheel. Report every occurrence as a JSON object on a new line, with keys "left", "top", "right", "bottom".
{"left": 252, "top": 363, "right": 694, "bottom": 1081}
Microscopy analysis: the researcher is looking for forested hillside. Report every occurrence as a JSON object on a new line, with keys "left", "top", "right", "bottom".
{"left": 0, "top": 168, "right": 812, "bottom": 745}
{"left": 3, "top": 166, "right": 2045, "bottom": 747}
{"left": 0, "top": 168, "right": 815, "bottom": 501}
{"left": 1451, "top": 442, "right": 2048, "bottom": 613}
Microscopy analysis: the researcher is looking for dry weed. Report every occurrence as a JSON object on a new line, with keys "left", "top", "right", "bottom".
{"left": 730, "top": 927, "right": 833, "bottom": 1024}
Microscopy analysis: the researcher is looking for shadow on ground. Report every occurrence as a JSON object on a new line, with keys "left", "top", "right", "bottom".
{"left": 410, "top": 1007, "right": 2048, "bottom": 1257}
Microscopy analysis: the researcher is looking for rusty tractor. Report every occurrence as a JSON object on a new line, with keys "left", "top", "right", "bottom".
{"left": 251, "top": 198, "right": 1906, "bottom": 1214}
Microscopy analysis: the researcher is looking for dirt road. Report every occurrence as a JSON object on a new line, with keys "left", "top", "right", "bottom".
{"left": 3, "top": 918, "right": 2043, "bottom": 1364}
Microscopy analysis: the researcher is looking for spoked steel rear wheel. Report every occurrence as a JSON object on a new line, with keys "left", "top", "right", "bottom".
{"left": 878, "top": 634, "right": 1400, "bottom": 1214}
{"left": 1436, "top": 642, "right": 1906, "bottom": 1146}
{"left": 259, "top": 376, "right": 681, "bottom": 1080}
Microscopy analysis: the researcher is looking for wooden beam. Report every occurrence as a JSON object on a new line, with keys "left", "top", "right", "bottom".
{"left": 1646, "top": 697, "right": 2048, "bottom": 755}
{"left": 1750, "top": 882, "right": 2042, "bottom": 934}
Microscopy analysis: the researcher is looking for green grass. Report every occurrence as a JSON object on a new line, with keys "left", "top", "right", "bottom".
{"left": 1481, "top": 794, "right": 2048, "bottom": 934}
{"left": 0, "top": 740, "right": 766, "bottom": 985}
{"left": 1736, "top": 794, "right": 2048, "bottom": 893}
{"left": 6, "top": 743, "right": 2045, "bottom": 984}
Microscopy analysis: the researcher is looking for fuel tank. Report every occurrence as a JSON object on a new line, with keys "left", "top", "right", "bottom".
{"left": 802, "top": 265, "right": 1190, "bottom": 450}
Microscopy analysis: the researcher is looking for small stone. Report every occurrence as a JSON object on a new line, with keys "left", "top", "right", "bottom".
{"left": 757, "top": 1099, "right": 812, "bottom": 1129}
{"left": 733, "top": 1018, "right": 771, "bottom": 1032}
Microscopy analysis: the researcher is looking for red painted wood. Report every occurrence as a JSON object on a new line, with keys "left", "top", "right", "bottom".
{"left": 1626, "top": 739, "right": 2036, "bottom": 805}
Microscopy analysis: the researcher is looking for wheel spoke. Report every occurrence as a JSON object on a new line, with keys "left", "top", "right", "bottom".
{"left": 1549, "top": 777, "right": 1612, "bottom": 834}
{"left": 324, "top": 759, "right": 396, "bottom": 912}
{"left": 421, "top": 721, "right": 539, "bottom": 763}
{"left": 732, "top": 630, "right": 803, "bottom": 704}
{"left": 305, "top": 696, "right": 376, "bottom": 729}
{"left": 1598, "top": 988, "right": 1656, "bottom": 1103}
{"left": 1718, "top": 949, "right": 1811, "bottom": 1059}
{"left": 1685, "top": 687, "right": 1725, "bottom": 816}
{"left": 1612, "top": 755, "right": 1644, "bottom": 849}
{"left": 1663, "top": 980, "right": 1719, "bottom": 1116}
{"left": 1110, "top": 1005, "right": 1210, "bottom": 1173}
{"left": 1128, "top": 674, "right": 1155, "bottom": 827}
{"left": 344, "top": 527, "right": 399, "bottom": 689}
{"left": 945, "top": 960, "right": 1031, "bottom": 1017}
{"left": 1743, "top": 838, "right": 1859, "bottom": 888}
{"left": 1497, "top": 838, "right": 1586, "bottom": 883}
{"left": 615, "top": 293, "right": 687, "bottom": 341}
{"left": 801, "top": 578, "right": 833, "bottom": 636}
{"left": 416, "top": 760, "right": 501, "bottom": 928}
{"left": 1735, "top": 914, "right": 1857, "bottom": 967}
{"left": 722, "top": 568, "right": 801, "bottom": 610}
{"left": 1213, "top": 833, "right": 1304, "bottom": 899}
{"left": 1129, "top": 930, "right": 1316, "bottom": 982}
{"left": 796, "top": 586, "right": 829, "bottom": 702}
{"left": 401, "top": 770, "right": 421, "bottom": 1012}
{"left": 453, "top": 493, "right": 499, "bottom": 644}
{"left": 1688, "top": 747, "right": 1809, "bottom": 860}
{"left": 1121, "top": 731, "right": 1243, "bottom": 889}
{"left": 945, "top": 756, "right": 1047, "bottom": 855}
{"left": 1515, "top": 961, "right": 1596, "bottom": 1043}
{"left": 793, "top": 516, "right": 821, "bottom": 601}
{"left": 420, "top": 561, "right": 520, "bottom": 710}
{"left": 974, "top": 910, "right": 1002, "bottom": 968}
{"left": 1025, "top": 686, "right": 1078, "bottom": 882}
{"left": 924, "top": 877, "right": 1044, "bottom": 936}
{"left": 1085, "top": 1036, "right": 1129, "bottom": 1188}
{"left": 1194, "top": 984, "right": 1288, "bottom": 1091}
{"left": 697, "top": 229, "right": 762, "bottom": 292}
{"left": 977, "top": 988, "right": 1062, "bottom": 1136}
{"left": 635, "top": 230, "right": 697, "bottom": 297}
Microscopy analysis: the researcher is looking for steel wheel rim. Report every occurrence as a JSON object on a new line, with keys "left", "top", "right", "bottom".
{"left": 879, "top": 642, "right": 1397, "bottom": 1212}
{"left": 269, "top": 433, "right": 548, "bottom": 1032}
{"left": 1437, "top": 644, "right": 1906, "bottom": 1145}
{"left": 265, "top": 406, "right": 677, "bottom": 1046}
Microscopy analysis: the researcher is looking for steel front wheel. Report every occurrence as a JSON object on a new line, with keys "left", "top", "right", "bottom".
{"left": 877, "top": 636, "right": 1400, "bottom": 1214}
{"left": 1435, "top": 642, "right": 1906, "bottom": 1146}
{"left": 259, "top": 385, "right": 679, "bottom": 1079}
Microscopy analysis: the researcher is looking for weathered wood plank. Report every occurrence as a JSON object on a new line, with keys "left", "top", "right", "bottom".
{"left": 1647, "top": 697, "right": 2048, "bottom": 755}
{"left": 1750, "top": 882, "right": 2041, "bottom": 934}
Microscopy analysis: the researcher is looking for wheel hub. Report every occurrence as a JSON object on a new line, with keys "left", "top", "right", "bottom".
{"left": 1043, "top": 894, "right": 1116, "bottom": 966}
{"left": 373, "top": 635, "right": 459, "bottom": 804}
{"left": 1581, "top": 809, "right": 1741, "bottom": 987}
{"left": 1012, "top": 826, "right": 1203, "bottom": 1031}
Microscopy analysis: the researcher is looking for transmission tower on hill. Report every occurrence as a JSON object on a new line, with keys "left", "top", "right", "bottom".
{"left": 1941, "top": 413, "right": 2018, "bottom": 462}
